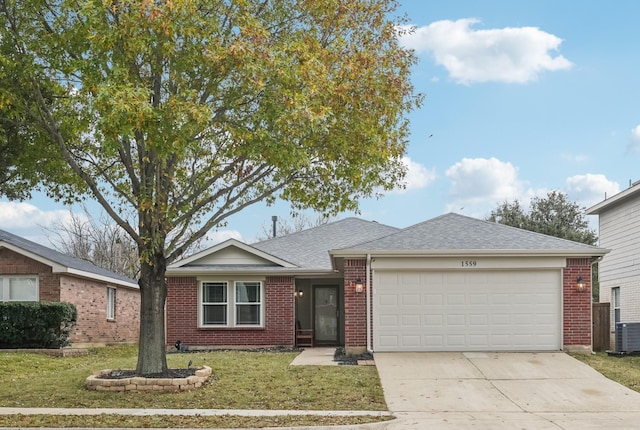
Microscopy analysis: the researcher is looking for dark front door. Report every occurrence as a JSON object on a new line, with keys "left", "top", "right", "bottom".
{"left": 314, "top": 286, "right": 339, "bottom": 345}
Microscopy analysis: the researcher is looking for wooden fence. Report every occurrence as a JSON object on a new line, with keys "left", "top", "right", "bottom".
{"left": 592, "top": 302, "right": 610, "bottom": 351}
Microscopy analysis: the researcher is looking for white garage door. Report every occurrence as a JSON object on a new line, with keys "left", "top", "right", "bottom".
{"left": 373, "top": 270, "right": 561, "bottom": 352}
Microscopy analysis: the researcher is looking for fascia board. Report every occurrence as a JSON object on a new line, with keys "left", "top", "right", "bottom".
{"left": 330, "top": 248, "right": 610, "bottom": 258}
{"left": 0, "top": 242, "right": 138, "bottom": 288}
{"left": 165, "top": 267, "right": 337, "bottom": 277}
{"left": 0, "top": 242, "right": 67, "bottom": 272}
{"left": 586, "top": 185, "right": 640, "bottom": 214}
{"left": 64, "top": 268, "right": 139, "bottom": 289}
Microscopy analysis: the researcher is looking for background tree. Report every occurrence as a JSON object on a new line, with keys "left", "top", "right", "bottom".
{"left": 0, "top": 0, "right": 420, "bottom": 375}
{"left": 487, "top": 191, "right": 597, "bottom": 245}
{"left": 487, "top": 190, "right": 599, "bottom": 299}
{"left": 45, "top": 207, "right": 140, "bottom": 280}
{"left": 255, "top": 213, "right": 333, "bottom": 241}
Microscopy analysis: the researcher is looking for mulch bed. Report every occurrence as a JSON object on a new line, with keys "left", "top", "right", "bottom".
{"left": 333, "top": 347, "right": 374, "bottom": 365}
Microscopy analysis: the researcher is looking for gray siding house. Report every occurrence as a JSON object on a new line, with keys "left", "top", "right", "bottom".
{"left": 587, "top": 182, "right": 640, "bottom": 331}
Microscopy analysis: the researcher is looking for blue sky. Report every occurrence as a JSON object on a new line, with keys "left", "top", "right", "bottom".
{"left": 1, "top": 0, "right": 637, "bottom": 247}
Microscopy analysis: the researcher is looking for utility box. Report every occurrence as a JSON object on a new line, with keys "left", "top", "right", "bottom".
{"left": 615, "top": 322, "right": 640, "bottom": 353}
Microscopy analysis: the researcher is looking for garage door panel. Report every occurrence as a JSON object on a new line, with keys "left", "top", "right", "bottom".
{"left": 402, "top": 314, "right": 421, "bottom": 326}
{"left": 424, "top": 314, "right": 443, "bottom": 326}
{"left": 374, "top": 270, "right": 561, "bottom": 352}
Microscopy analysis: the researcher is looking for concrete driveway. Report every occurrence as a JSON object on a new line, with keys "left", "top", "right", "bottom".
{"left": 374, "top": 352, "right": 640, "bottom": 429}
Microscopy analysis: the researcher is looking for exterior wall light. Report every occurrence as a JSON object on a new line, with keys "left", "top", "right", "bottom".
{"left": 294, "top": 289, "right": 303, "bottom": 298}
{"left": 577, "top": 276, "right": 586, "bottom": 292}
{"left": 355, "top": 278, "right": 364, "bottom": 293}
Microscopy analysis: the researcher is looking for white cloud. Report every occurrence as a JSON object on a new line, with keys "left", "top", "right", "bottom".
{"left": 444, "top": 157, "right": 545, "bottom": 217}
{"left": 565, "top": 174, "right": 620, "bottom": 208}
{"left": 0, "top": 201, "right": 75, "bottom": 231}
{"left": 395, "top": 156, "right": 436, "bottom": 193}
{"left": 399, "top": 19, "right": 572, "bottom": 85}
{"left": 446, "top": 157, "right": 524, "bottom": 201}
{"left": 627, "top": 125, "right": 640, "bottom": 154}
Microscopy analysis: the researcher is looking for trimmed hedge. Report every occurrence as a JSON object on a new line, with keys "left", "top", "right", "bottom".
{"left": 0, "top": 302, "right": 77, "bottom": 348}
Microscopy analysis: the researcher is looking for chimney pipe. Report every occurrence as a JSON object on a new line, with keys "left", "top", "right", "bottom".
{"left": 271, "top": 216, "right": 278, "bottom": 238}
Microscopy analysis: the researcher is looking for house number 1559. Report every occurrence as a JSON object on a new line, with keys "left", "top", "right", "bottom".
{"left": 461, "top": 260, "right": 477, "bottom": 267}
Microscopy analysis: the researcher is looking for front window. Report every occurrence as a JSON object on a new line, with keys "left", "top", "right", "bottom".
{"left": 200, "top": 280, "right": 263, "bottom": 327}
{"left": 613, "top": 287, "right": 621, "bottom": 324}
{"left": 107, "top": 287, "right": 116, "bottom": 320}
{"left": 236, "top": 282, "right": 261, "bottom": 325}
{"left": 202, "top": 282, "right": 228, "bottom": 325}
{"left": 1, "top": 276, "right": 38, "bottom": 302}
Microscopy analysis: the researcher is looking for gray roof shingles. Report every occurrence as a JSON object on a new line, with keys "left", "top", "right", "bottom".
{"left": 342, "top": 213, "right": 605, "bottom": 252}
{"left": 251, "top": 217, "right": 399, "bottom": 269}
{"left": 0, "top": 229, "right": 137, "bottom": 285}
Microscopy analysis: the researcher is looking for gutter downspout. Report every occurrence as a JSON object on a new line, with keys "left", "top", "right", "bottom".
{"left": 366, "top": 253, "right": 372, "bottom": 353}
{"left": 590, "top": 256, "right": 604, "bottom": 355}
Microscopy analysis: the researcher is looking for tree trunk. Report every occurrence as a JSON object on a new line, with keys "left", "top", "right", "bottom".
{"left": 135, "top": 256, "right": 168, "bottom": 376}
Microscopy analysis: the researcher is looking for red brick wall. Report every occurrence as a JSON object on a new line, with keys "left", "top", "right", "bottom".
{"left": 166, "top": 275, "right": 295, "bottom": 347}
{"left": 344, "top": 259, "right": 367, "bottom": 350}
{"left": 60, "top": 275, "right": 140, "bottom": 345}
{"left": 0, "top": 248, "right": 140, "bottom": 346}
{"left": 563, "top": 258, "right": 593, "bottom": 349}
{"left": 0, "top": 248, "right": 60, "bottom": 301}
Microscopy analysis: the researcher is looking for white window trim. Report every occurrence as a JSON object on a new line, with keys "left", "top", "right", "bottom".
{"left": 0, "top": 275, "right": 39, "bottom": 302}
{"left": 199, "top": 278, "right": 265, "bottom": 328}
{"left": 612, "top": 286, "right": 621, "bottom": 326}
{"left": 107, "top": 287, "right": 116, "bottom": 320}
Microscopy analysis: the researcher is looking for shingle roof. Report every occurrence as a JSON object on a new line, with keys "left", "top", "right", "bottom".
{"left": 0, "top": 229, "right": 138, "bottom": 287}
{"left": 251, "top": 217, "right": 399, "bottom": 269}
{"left": 340, "top": 213, "right": 607, "bottom": 254}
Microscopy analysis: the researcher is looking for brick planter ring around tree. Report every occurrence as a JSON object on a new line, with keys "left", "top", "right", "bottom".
{"left": 86, "top": 366, "right": 212, "bottom": 392}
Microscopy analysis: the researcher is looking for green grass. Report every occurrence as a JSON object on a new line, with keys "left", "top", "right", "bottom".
{"left": 0, "top": 414, "right": 394, "bottom": 429}
{"left": 572, "top": 352, "right": 640, "bottom": 393}
{"left": 0, "top": 346, "right": 389, "bottom": 427}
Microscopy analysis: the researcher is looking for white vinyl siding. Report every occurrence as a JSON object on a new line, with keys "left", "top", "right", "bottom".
{"left": 200, "top": 280, "right": 263, "bottom": 327}
{"left": 1, "top": 276, "right": 39, "bottom": 302}
{"left": 597, "top": 194, "right": 640, "bottom": 323}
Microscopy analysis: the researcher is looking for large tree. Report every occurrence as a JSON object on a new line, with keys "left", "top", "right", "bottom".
{"left": 0, "top": 0, "right": 420, "bottom": 374}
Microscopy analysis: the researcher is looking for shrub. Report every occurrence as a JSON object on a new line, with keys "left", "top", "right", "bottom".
{"left": 0, "top": 302, "right": 77, "bottom": 348}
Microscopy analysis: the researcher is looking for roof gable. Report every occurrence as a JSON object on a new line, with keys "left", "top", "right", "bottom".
{"left": 168, "top": 238, "right": 296, "bottom": 269}
{"left": 335, "top": 213, "right": 607, "bottom": 256}
{"left": 0, "top": 229, "right": 138, "bottom": 288}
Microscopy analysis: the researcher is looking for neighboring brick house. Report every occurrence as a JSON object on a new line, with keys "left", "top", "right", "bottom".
{"left": 166, "top": 213, "right": 607, "bottom": 354}
{"left": 0, "top": 229, "right": 140, "bottom": 347}
{"left": 587, "top": 181, "right": 640, "bottom": 336}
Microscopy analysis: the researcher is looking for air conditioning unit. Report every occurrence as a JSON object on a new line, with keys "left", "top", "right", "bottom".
{"left": 615, "top": 322, "right": 640, "bottom": 353}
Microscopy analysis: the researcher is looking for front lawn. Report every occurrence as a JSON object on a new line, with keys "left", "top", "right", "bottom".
{"left": 0, "top": 346, "right": 389, "bottom": 428}
{"left": 572, "top": 352, "right": 640, "bottom": 392}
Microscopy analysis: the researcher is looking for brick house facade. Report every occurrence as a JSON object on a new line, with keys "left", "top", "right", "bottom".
{"left": 0, "top": 231, "right": 140, "bottom": 347}
{"left": 166, "top": 275, "right": 294, "bottom": 347}
{"left": 165, "top": 214, "right": 607, "bottom": 353}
